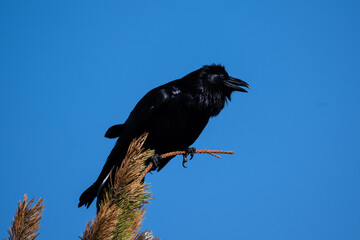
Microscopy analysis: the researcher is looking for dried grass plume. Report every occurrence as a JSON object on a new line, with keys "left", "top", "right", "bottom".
{"left": 81, "top": 132, "right": 159, "bottom": 240}
{"left": 6, "top": 194, "right": 44, "bottom": 240}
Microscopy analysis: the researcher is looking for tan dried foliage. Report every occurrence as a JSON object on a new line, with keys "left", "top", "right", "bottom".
{"left": 81, "top": 201, "right": 121, "bottom": 240}
{"left": 80, "top": 133, "right": 158, "bottom": 240}
{"left": 6, "top": 194, "right": 44, "bottom": 240}
{"left": 111, "top": 133, "right": 155, "bottom": 240}
{"left": 134, "top": 231, "right": 160, "bottom": 240}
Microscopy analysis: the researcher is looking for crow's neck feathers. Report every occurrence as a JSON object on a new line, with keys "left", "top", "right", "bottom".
{"left": 195, "top": 88, "right": 227, "bottom": 117}
{"left": 178, "top": 64, "right": 230, "bottom": 117}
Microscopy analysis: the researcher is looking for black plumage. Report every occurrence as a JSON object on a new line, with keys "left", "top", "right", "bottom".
{"left": 78, "top": 64, "right": 249, "bottom": 208}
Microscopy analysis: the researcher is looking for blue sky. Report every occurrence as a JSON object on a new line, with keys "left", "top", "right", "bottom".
{"left": 1, "top": 1, "right": 359, "bottom": 239}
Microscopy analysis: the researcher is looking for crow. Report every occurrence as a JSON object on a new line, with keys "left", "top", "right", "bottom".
{"left": 78, "top": 64, "right": 249, "bottom": 208}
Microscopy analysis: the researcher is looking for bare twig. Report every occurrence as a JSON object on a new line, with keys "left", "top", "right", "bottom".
{"left": 140, "top": 149, "right": 235, "bottom": 182}
{"left": 161, "top": 149, "right": 234, "bottom": 159}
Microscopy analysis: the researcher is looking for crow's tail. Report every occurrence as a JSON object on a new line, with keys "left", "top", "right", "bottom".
{"left": 78, "top": 183, "right": 98, "bottom": 208}
{"left": 78, "top": 142, "right": 125, "bottom": 209}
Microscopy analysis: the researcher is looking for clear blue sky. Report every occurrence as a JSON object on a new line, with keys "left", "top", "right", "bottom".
{"left": 1, "top": 1, "right": 359, "bottom": 239}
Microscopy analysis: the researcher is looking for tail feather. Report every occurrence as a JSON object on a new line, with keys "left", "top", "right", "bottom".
{"left": 105, "top": 124, "right": 125, "bottom": 139}
{"left": 78, "top": 184, "right": 98, "bottom": 208}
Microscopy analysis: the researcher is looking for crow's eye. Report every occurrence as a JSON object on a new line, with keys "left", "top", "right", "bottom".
{"left": 219, "top": 74, "right": 225, "bottom": 79}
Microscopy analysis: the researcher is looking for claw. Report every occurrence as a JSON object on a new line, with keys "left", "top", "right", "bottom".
{"left": 182, "top": 147, "right": 196, "bottom": 168}
{"left": 182, "top": 154, "right": 188, "bottom": 168}
{"left": 148, "top": 154, "right": 162, "bottom": 171}
{"left": 188, "top": 147, "right": 196, "bottom": 160}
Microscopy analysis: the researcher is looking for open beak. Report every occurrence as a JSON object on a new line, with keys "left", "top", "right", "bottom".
{"left": 224, "top": 76, "right": 250, "bottom": 93}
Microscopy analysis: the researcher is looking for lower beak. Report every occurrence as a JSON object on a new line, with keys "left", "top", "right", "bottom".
{"left": 224, "top": 77, "right": 250, "bottom": 93}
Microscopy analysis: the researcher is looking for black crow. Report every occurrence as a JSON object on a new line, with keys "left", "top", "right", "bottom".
{"left": 78, "top": 64, "right": 249, "bottom": 208}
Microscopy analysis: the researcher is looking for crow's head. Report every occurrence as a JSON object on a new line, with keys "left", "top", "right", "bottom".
{"left": 199, "top": 64, "right": 250, "bottom": 100}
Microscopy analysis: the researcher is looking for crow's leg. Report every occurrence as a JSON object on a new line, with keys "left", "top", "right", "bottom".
{"left": 147, "top": 154, "right": 163, "bottom": 171}
{"left": 182, "top": 147, "right": 196, "bottom": 168}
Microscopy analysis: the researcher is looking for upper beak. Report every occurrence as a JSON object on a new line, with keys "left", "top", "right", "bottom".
{"left": 224, "top": 76, "right": 250, "bottom": 93}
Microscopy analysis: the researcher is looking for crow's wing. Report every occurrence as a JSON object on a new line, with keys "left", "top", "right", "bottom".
{"left": 123, "top": 82, "right": 186, "bottom": 136}
{"left": 104, "top": 80, "right": 186, "bottom": 141}
{"left": 79, "top": 83, "right": 185, "bottom": 208}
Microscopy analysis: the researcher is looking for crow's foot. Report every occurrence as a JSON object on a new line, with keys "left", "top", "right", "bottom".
{"left": 182, "top": 147, "right": 196, "bottom": 168}
{"left": 148, "top": 154, "right": 162, "bottom": 171}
